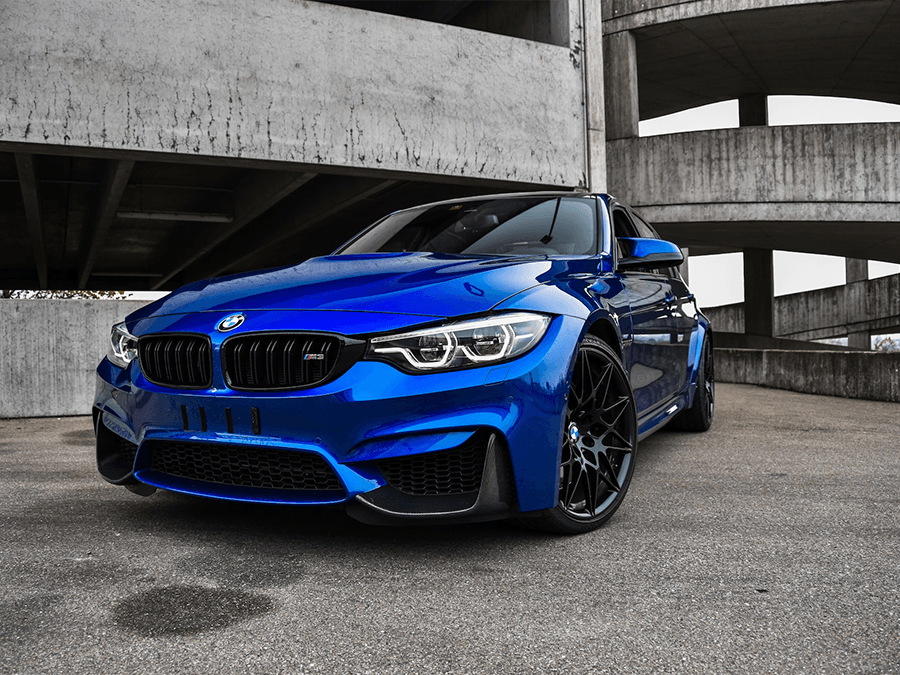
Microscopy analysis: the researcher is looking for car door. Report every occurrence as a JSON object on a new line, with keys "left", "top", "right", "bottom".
{"left": 611, "top": 206, "right": 682, "bottom": 415}
{"left": 630, "top": 208, "right": 696, "bottom": 395}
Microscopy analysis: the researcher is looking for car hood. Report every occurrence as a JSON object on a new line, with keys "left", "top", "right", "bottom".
{"left": 130, "top": 253, "right": 559, "bottom": 322}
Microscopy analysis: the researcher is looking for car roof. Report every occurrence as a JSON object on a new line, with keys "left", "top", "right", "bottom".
{"left": 387, "top": 190, "right": 614, "bottom": 215}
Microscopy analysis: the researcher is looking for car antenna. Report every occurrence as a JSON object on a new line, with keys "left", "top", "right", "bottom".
{"left": 540, "top": 199, "right": 562, "bottom": 245}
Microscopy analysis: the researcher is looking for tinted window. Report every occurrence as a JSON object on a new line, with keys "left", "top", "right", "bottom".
{"left": 339, "top": 197, "right": 596, "bottom": 256}
{"left": 630, "top": 209, "right": 682, "bottom": 278}
{"left": 612, "top": 208, "right": 637, "bottom": 259}
{"left": 630, "top": 211, "right": 657, "bottom": 239}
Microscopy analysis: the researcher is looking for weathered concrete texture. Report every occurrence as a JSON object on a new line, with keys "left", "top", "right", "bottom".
{"left": 609, "top": 124, "right": 900, "bottom": 262}
{"left": 601, "top": 0, "right": 849, "bottom": 33}
{"left": 705, "top": 274, "right": 900, "bottom": 342}
{"left": 0, "top": 299, "right": 147, "bottom": 418}
{"left": 716, "top": 348, "right": 900, "bottom": 403}
{"left": 0, "top": 0, "right": 586, "bottom": 186}
{"left": 610, "top": 124, "right": 900, "bottom": 205}
{"left": 603, "top": 31, "right": 639, "bottom": 140}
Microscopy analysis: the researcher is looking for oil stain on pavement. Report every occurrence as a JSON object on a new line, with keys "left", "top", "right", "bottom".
{"left": 112, "top": 585, "right": 274, "bottom": 636}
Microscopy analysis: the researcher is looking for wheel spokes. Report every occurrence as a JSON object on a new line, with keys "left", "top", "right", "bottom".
{"left": 596, "top": 451, "right": 621, "bottom": 492}
{"left": 559, "top": 345, "right": 637, "bottom": 520}
{"left": 572, "top": 362, "right": 611, "bottom": 417}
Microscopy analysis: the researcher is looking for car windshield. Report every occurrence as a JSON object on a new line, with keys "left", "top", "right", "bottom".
{"left": 338, "top": 196, "right": 597, "bottom": 256}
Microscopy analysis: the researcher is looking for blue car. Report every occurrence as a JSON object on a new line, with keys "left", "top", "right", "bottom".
{"left": 95, "top": 192, "right": 713, "bottom": 534}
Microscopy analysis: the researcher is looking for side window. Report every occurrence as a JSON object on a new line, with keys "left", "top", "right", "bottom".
{"left": 631, "top": 209, "right": 682, "bottom": 279}
{"left": 612, "top": 208, "right": 637, "bottom": 259}
{"left": 630, "top": 210, "right": 658, "bottom": 240}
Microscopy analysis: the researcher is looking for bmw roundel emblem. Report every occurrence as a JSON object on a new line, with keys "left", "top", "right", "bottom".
{"left": 217, "top": 314, "right": 245, "bottom": 332}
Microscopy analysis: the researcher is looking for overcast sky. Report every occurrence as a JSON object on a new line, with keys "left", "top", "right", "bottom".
{"left": 640, "top": 96, "right": 900, "bottom": 308}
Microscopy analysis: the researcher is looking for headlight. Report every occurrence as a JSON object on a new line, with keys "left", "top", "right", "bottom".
{"left": 366, "top": 312, "right": 551, "bottom": 372}
{"left": 108, "top": 321, "right": 138, "bottom": 369}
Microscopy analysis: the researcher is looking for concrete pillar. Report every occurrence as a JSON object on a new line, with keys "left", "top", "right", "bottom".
{"left": 743, "top": 248, "right": 775, "bottom": 337}
{"left": 603, "top": 31, "right": 639, "bottom": 141}
{"left": 582, "top": 0, "right": 607, "bottom": 192}
{"left": 846, "top": 258, "right": 869, "bottom": 348}
{"left": 739, "top": 94, "right": 768, "bottom": 126}
{"left": 846, "top": 257, "right": 868, "bottom": 283}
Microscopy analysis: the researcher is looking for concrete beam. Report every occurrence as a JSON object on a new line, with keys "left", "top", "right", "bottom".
{"left": 738, "top": 95, "right": 768, "bottom": 127}
{"left": 609, "top": 124, "right": 900, "bottom": 207}
{"left": 846, "top": 258, "right": 868, "bottom": 283}
{"left": 602, "top": 0, "right": 853, "bottom": 34}
{"left": 180, "top": 176, "right": 397, "bottom": 282}
{"left": 743, "top": 248, "right": 774, "bottom": 338}
{"left": 77, "top": 159, "right": 134, "bottom": 289}
{"left": 13, "top": 153, "right": 47, "bottom": 289}
{"left": 607, "top": 124, "right": 900, "bottom": 264}
{"left": 151, "top": 170, "right": 316, "bottom": 290}
{"left": 603, "top": 31, "right": 639, "bottom": 141}
{"left": 2, "top": 0, "right": 585, "bottom": 187}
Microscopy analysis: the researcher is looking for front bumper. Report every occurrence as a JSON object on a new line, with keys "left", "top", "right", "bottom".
{"left": 94, "top": 314, "right": 584, "bottom": 520}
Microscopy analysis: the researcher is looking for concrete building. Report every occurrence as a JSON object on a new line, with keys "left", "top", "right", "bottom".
{"left": 601, "top": 0, "right": 900, "bottom": 347}
{"left": 1, "top": 0, "right": 899, "bottom": 413}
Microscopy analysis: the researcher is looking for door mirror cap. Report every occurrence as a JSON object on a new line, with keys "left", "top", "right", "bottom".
{"left": 617, "top": 237, "right": 684, "bottom": 270}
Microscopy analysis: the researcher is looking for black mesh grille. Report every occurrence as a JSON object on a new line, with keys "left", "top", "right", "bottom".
{"left": 118, "top": 435, "right": 138, "bottom": 468}
{"left": 139, "top": 335, "right": 212, "bottom": 388}
{"left": 148, "top": 440, "right": 343, "bottom": 491}
{"left": 222, "top": 333, "right": 341, "bottom": 390}
{"left": 377, "top": 436, "right": 488, "bottom": 496}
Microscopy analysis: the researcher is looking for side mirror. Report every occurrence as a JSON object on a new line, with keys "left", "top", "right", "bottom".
{"left": 617, "top": 237, "right": 684, "bottom": 270}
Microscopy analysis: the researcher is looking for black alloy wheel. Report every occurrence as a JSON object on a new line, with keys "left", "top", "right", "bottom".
{"left": 672, "top": 337, "right": 714, "bottom": 432}
{"left": 525, "top": 335, "right": 637, "bottom": 534}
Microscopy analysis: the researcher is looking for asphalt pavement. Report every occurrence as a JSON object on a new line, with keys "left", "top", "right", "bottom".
{"left": 1, "top": 383, "right": 898, "bottom": 674}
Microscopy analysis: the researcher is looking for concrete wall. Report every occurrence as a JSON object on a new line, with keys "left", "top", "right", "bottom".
{"left": 704, "top": 274, "right": 900, "bottom": 341}
{"left": 0, "top": 299, "right": 147, "bottom": 418}
{"left": 608, "top": 123, "right": 900, "bottom": 210}
{"left": 0, "top": 0, "right": 586, "bottom": 186}
{"left": 716, "top": 348, "right": 900, "bottom": 403}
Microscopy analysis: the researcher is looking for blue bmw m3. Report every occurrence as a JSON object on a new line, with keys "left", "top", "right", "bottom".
{"left": 94, "top": 192, "right": 713, "bottom": 534}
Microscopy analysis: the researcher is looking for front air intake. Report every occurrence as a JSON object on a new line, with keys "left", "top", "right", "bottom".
{"left": 222, "top": 333, "right": 341, "bottom": 390}
{"left": 139, "top": 334, "right": 212, "bottom": 389}
{"left": 377, "top": 433, "right": 489, "bottom": 496}
{"left": 147, "top": 440, "right": 344, "bottom": 492}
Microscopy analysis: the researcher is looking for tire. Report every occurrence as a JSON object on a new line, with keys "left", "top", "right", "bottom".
{"left": 671, "top": 337, "right": 714, "bottom": 432}
{"left": 521, "top": 335, "right": 638, "bottom": 535}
